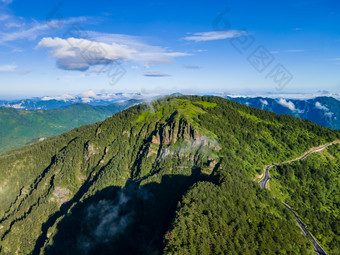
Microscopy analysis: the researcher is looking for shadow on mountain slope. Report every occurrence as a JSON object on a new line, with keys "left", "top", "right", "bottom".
{"left": 42, "top": 168, "right": 215, "bottom": 255}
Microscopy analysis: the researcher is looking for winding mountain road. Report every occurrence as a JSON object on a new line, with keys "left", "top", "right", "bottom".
{"left": 282, "top": 202, "right": 327, "bottom": 255}
{"left": 258, "top": 140, "right": 340, "bottom": 255}
{"left": 258, "top": 141, "right": 340, "bottom": 189}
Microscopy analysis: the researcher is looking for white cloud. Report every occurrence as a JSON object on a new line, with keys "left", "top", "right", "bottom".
{"left": 0, "top": 23, "right": 48, "bottom": 43}
{"left": 42, "top": 94, "right": 76, "bottom": 102}
{"left": 37, "top": 36, "right": 190, "bottom": 71}
{"left": 183, "top": 30, "right": 243, "bottom": 42}
{"left": 278, "top": 98, "right": 305, "bottom": 113}
{"left": 315, "top": 102, "right": 329, "bottom": 111}
{"left": 260, "top": 99, "right": 268, "bottom": 106}
{"left": 0, "top": 14, "right": 10, "bottom": 21}
{"left": 195, "top": 49, "right": 207, "bottom": 52}
{"left": 315, "top": 102, "right": 334, "bottom": 117}
{"left": 184, "top": 65, "right": 200, "bottom": 69}
{"left": 278, "top": 98, "right": 296, "bottom": 111}
{"left": 0, "top": 64, "right": 30, "bottom": 74}
{"left": 131, "top": 65, "right": 140, "bottom": 70}
{"left": 325, "top": 112, "right": 334, "bottom": 117}
{"left": 37, "top": 37, "right": 134, "bottom": 71}
{"left": 0, "top": 17, "right": 86, "bottom": 45}
{"left": 39, "top": 91, "right": 161, "bottom": 103}
{"left": 84, "top": 31, "right": 191, "bottom": 63}
{"left": 5, "top": 22, "right": 22, "bottom": 28}
{"left": 143, "top": 71, "right": 171, "bottom": 77}
{"left": 1, "top": 0, "right": 13, "bottom": 4}
{"left": 284, "top": 49, "right": 305, "bottom": 53}
{"left": 10, "top": 103, "right": 24, "bottom": 109}
{"left": 0, "top": 64, "right": 16, "bottom": 72}
{"left": 81, "top": 90, "right": 97, "bottom": 98}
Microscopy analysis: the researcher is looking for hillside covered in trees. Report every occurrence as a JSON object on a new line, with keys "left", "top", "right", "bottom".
{"left": 0, "top": 96, "right": 338, "bottom": 254}
{"left": 269, "top": 144, "right": 340, "bottom": 254}
{"left": 0, "top": 100, "right": 137, "bottom": 154}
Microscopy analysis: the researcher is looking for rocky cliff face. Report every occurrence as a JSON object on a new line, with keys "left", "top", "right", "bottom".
{"left": 133, "top": 116, "right": 221, "bottom": 179}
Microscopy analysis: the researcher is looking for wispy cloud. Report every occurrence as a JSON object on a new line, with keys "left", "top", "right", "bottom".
{"left": 0, "top": 64, "right": 30, "bottom": 74}
{"left": 184, "top": 65, "right": 200, "bottom": 69}
{"left": 271, "top": 49, "right": 306, "bottom": 54}
{"left": 143, "top": 71, "right": 171, "bottom": 77}
{"left": 1, "top": 0, "right": 13, "bottom": 4}
{"left": 284, "top": 49, "right": 305, "bottom": 53}
{"left": 183, "top": 30, "right": 244, "bottom": 42}
{"left": 0, "top": 14, "right": 10, "bottom": 21}
{"left": 0, "top": 64, "right": 16, "bottom": 72}
{"left": 0, "top": 16, "right": 87, "bottom": 45}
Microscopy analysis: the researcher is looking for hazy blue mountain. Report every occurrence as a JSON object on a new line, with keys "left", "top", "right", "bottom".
{"left": 0, "top": 92, "right": 153, "bottom": 110}
{"left": 227, "top": 96, "right": 339, "bottom": 129}
{"left": 1, "top": 92, "right": 339, "bottom": 130}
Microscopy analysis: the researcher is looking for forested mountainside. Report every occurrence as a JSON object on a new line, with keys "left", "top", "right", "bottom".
{"left": 0, "top": 101, "right": 137, "bottom": 154}
{"left": 0, "top": 96, "right": 338, "bottom": 254}
{"left": 229, "top": 96, "right": 340, "bottom": 129}
{"left": 269, "top": 144, "right": 340, "bottom": 254}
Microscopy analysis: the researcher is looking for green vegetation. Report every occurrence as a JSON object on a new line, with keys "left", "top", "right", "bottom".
{"left": 0, "top": 101, "right": 137, "bottom": 154}
{"left": 164, "top": 181, "right": 312, "bottom": 254}
{"left": 270, "top": 144, "right": 340, "bottom": 254}
{"left": 0, "top": 96, "right": 338, "bottom": 254}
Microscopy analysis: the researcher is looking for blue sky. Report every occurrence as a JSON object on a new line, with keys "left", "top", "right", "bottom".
{"left": 0, "top": 0, "right": 339, "bottom": 99}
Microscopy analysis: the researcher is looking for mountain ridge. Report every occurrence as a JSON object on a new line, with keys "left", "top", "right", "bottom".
{"left": 0, "top": 95, "right": 339, "bottom": 254}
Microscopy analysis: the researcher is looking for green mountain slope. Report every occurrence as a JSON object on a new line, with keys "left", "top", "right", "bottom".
{"left": 0, "top": 96, "right": 338, "bottom": 254}
{"left": 0, "top": 101, "right": 137, "bottom": 154}
{"left": 269, "top": 144, "right": 340, "bottom": 254}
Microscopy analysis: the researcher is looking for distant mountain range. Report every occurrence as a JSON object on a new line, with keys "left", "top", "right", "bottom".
{"left": 0, "top": 100, "right": 139, "bottom": 154}
{"left": 2, "top": 92, "right": 338, "bottom": 129}
{"left": 0, "top": 92, "right": 157, "bottom": 110}
{"left": 226, "top": 96, "right": 339, "bottom": 130}
{"left": 0, "top": 93, "right": 338, "bottom": 155}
